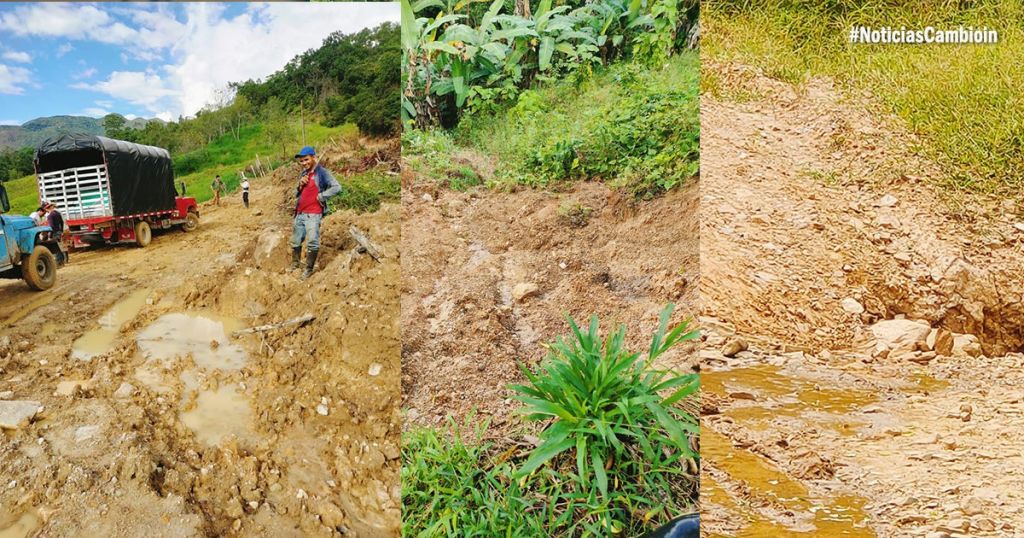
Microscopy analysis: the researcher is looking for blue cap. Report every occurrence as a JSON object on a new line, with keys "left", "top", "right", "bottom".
{"left": 295, "top": 146, "right": 316, "bottom": 158}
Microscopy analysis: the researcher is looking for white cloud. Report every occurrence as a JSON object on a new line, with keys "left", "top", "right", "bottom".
{"left": 96, "top": 100, "right": 113, "bottom": 108}
{"left": 24, "top": 3, "right": 399, "bottom": 117}
{"left": 0, "top": 4, "right": 185, "bottom": 57}
{"left": 0, "top": 64, "right": 32, "bottom": 95}
{"left": 0, "top": 119, "right": 20, "bottom": 126}
{"left": 56, "top": 43, "right": 73, "bottom": 57}
{"left": 74, "top": 67, "right": 97, "bottom": 80}
{"left": 0, "top": 4, "right": 113, "bottom": 39}
{"left": 2, "top": 51, "right": 31, "bottom": 63}
{"left": 167, "top": 2, "right": 398, "bottom": 116}
{"left": 124, "top": 114, "right": 139, "bottom": 120}
{"left": 73, "top": 71, "right": 177, "bottom": 114}
{"left": 81, "top": 107, "right": 110, "bottom": 118}
{"left": 154, "top": 111, "right": 173, "bottom": 122}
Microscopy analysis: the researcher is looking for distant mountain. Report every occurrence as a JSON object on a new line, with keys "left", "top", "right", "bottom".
{"left": 0, "top": 115, "right": 160, "bottom": 150}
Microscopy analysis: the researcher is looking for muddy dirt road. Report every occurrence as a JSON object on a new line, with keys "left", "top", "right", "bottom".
{"left": 400, "top": 166, "right": 699, "bottom": 434}
{"left": 701, "top": 64, "right": 1024, "bottom": 537}
{"left": 0, "top": 139, "right": 399, "bottom": 537}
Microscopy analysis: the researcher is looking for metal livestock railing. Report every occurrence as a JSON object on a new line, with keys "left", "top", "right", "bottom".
{"left": 36, "top": 164, "right": 113, "bottom": 221}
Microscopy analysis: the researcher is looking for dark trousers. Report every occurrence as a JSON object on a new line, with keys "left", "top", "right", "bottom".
{"left": 243, "top": 192, "right": 249, "bottom": 208}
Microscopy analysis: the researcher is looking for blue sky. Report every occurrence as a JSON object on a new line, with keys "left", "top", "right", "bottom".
{"left": 0, "top": 2, "right": 398, "bottom": 126}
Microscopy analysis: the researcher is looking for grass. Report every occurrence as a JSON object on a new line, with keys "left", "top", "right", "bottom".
{"left": 333, "top": 168, "right": 400, "bottom": 213}
{"left": 402, "top": 306, "right": 699, "bottom": 537}
{"left": 703, "top": 0, "right": 1024, "bottom": 197}
{"left": 3, "top": 121, "right": 357, "bottom": 215}
{"left": 174, "top": 121, "right": 357, "bottom": 205}
{"left": 403, "top": 52, "right": 699, "bottom": 199}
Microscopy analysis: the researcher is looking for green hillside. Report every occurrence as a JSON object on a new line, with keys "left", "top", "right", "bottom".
{"left": 0, "top": 116, "right": 105, "bottom": 150}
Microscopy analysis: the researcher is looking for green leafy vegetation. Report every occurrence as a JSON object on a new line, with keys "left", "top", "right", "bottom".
{"left": 704, "top": 0, "right": 1024, "bottom": 196}
{"left": 236, "top": 22, "right": 400, "bottom": 136}
{"left": 333, "top": 168, "right": 401, "bottom": 213}
{"left": 401, "top": 0, "right": 698, "bottom": 198}
{"left": 406, "top": 54, "right": 699, "bottom": 198}
{"left": 557, "top": 199, "right": 592, "bottom": 226}
{"left": 0, "top": 146, "right": 34, "bottom": 182}
{"left": 402, "top": 0, "right": 697, "bottom": 129}
{"left": 402, "top": 305, "right": 699, "bottom": 537}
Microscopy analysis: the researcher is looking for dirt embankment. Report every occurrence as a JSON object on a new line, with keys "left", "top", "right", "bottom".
{"left": 702, "top": 63, "right": 1024, "bottom": 537}
{"left": 0, "top": 136, "right": 399, "bottom": 537}
{"left": 400, "top": 161, "right": 699, "bottom": 434}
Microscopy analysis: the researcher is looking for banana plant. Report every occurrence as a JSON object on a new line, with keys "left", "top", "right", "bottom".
{"left": 402, "top": 0, "right": 690, "bottom": 129}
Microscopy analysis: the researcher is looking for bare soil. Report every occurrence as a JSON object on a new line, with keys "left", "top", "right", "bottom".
{"left": 399, "top": 164, "right": 699, "bottom": 434}
{"left": 0, "top": 138, "right": 399, "bottom": 537}
{"left": 702, "top": 63, "right": 1024, "bottom": 537}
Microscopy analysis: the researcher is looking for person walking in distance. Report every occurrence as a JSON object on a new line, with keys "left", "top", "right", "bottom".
{"left": 210, "top": 175, "right": 225, "bottom": 206}
{"left": 241, "top": 175, "right": 250, "bottom": 209}
{"left": 290, "top": 146, "right": 340, "bottom": 279}
{"left": 180, "top": 180, "right": 187, "bottom": 197}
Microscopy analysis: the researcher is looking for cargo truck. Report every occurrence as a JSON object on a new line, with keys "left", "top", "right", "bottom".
{"left": 34, "top": 134, "right": 198, "bottom": 248}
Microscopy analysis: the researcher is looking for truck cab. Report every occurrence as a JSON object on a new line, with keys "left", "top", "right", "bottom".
{"left": 0, "top": 184, "right": 58, "bottom": 290}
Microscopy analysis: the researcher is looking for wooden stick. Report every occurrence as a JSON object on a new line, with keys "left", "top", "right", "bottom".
{"left": 349, "top": 225, "right": 383, "bottom": 262}
{"left": 232, "top": 314, "right": 315, "bottom": 336}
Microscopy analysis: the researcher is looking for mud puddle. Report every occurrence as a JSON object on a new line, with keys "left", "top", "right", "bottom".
{"left": 136, "top": 311, "right": 246, "bottom": 370}
{"left": 703, "top": 365, "right": 875, "bottom": 434}
{"left": 134, "top": 311, "right": 257, "bottom": 447}
{"left": 72, "top": 289, "right": 152, "bottom": 360}
{"left": 0, "top": 508, "right": 41, "bottom": 538}
{"left": 703, "top": 429, "right": 874, "bottom": 536}
{"left": 180, "top": 384, "right": 256, "bottom": 446}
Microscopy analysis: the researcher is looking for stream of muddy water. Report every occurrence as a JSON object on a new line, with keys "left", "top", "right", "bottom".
{"left": 703, "top": 355, "right": 954, "bottom": 536}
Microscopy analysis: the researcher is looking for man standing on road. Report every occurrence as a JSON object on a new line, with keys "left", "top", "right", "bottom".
{"left": 241, "top": 175, "right": 250, "bottom": 209}
{"left": 211, "top": 175, "right": 225, "bottom": 206}
{"left": 43, "top": 202, "right": 67, "bottom": 265}
{"left": 291, "top": 146, "right": 340, "bottom": 279}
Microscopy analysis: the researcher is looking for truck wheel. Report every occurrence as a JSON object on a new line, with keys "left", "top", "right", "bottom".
{"left": 182, "top": 211, "right": 199, "bottom": 232}
{"left": 135, "top": 221, "right": 152, "bottom": 247}
{"left": 23, "top": 246, "right": 56, "bottom": 291}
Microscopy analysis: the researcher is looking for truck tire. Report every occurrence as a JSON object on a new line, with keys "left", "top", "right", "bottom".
{"left": 182, "top": 211, "right": 199, "bottom": 232}
{"left": 135, "top": 220, "right": 152, "bottom": 247}
{"left": 22, "top": 246, "right": 56, "bottom": 291}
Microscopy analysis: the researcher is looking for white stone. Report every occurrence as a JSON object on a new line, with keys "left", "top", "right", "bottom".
{"left": 875, "top": 194, "right": 898, "bottom": 207}
{"left": 870, "top": 319, "right": 931, "bottom": 355}
{"left": 512, "top": 283, "right": 540, "bottom": 302}
{"left": 841, "top": 298, "right": 865, "bottom": 314}
{"left": 0, "top": 400, "right": 42, "bottom": 429}
{"left": 113, "top": 383, "right": 135, "bottom": 399}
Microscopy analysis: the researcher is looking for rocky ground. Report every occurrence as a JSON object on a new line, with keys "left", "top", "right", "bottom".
{"left": 0, "top": 137, "right": 399, "bottom": 537}
{"left": 399, "top": 158, "right": 699, "bottom": 436}
{"left": 701, "top": 63, "right": 1024, "bottom": 537}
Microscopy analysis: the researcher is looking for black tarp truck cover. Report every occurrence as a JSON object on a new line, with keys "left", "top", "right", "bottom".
{"left": 35, "top": 133, "right": 176, "bottom": 217}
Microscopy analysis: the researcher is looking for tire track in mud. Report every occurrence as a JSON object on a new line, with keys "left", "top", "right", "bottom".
{"left": 702, "top": 64, "right": 1024, "bottom": 537}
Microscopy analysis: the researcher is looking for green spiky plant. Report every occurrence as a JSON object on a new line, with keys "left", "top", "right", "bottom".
{"left": 510, "top": 303, "right": 699, "bottom": 534}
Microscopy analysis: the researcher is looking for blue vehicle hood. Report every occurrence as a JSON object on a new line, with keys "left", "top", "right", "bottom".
{"left": 1, "top": 214, "right": 51, "bottom": 256}
{"left": 2, "top": 215, "right": 38, "bottom": 230}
